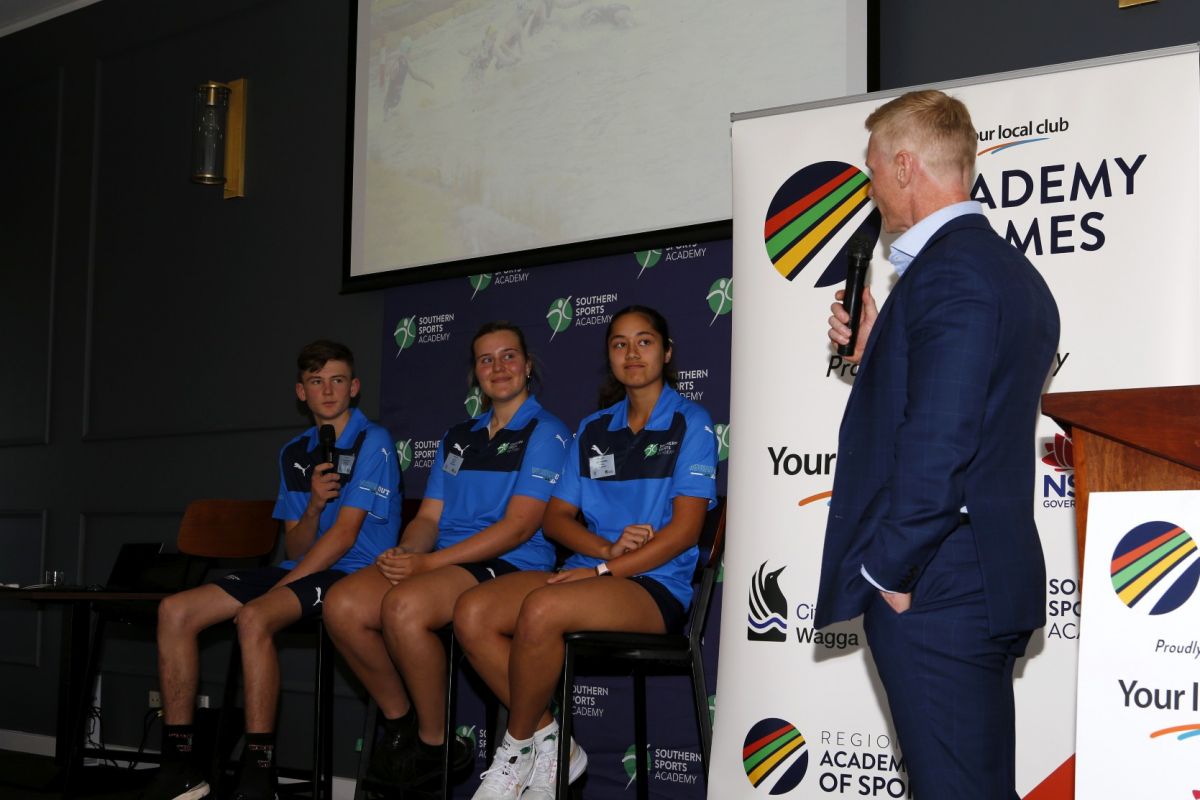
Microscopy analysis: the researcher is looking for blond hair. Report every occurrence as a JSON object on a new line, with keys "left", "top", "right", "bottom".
{"left": 865, "top": 90, "right": 976, "bottom": 180}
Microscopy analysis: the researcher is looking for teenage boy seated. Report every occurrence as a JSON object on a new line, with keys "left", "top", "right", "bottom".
{"left": 143, "top": 340, "right": 402, "bottom": 800}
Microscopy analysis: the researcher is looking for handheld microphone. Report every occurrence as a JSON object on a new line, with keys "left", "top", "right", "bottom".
{"left": 318, "top": 425, "right": 336, "bottom": 468}
{"left": 837, "top": 234, "right": 873, "bottom": 357}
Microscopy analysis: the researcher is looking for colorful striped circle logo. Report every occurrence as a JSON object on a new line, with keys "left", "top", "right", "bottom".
{"left": 1111, "top": 520, "right": 1200, "bottom": 615}
{"left": 743, "top": 718, "right": 808, "bottom": 794}
{"left": 764, "top": 162, "right": 880, "bottom": 286}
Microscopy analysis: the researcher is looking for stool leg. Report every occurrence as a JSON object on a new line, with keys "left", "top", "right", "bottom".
{"left": 441, "top": 632, "right": 457, "bottom": 799}
{"left": 690, "top": 650, "right": 712, "bottom": 775}
{"left": 556, "top": 645, "right": 574, "bottom": 800}
{"left": 313, "top": 622, "right": 335, "bottom": 800}
{"left": 633, "top": 670, "right": 648, "bottom": 800}
{"left": 354, "top": 698, "right": 379, "bottom": 800}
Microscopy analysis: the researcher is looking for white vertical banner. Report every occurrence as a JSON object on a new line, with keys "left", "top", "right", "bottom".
{"left": 1076, "top": 491, "right": 1200, "bottom": 799}
{"left": 716, "top": 47, "right": 1200, "bottom": 799}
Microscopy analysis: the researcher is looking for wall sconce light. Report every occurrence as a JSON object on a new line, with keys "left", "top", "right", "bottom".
{"left": 191, "top": 78, "right": 247, "bottom": 199}
{"left": 1117, "top": 0, "right": 1157, "bottom": 7}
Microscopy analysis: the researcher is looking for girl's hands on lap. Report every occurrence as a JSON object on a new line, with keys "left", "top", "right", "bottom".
{"left": 546, "top": 567, "right": 597, "bottom": 584}
{"left": 376, "top": 550, "right": 426, "bottom": 583}
{"left": 607, "top": 523, "right": 654, "bottom": 558}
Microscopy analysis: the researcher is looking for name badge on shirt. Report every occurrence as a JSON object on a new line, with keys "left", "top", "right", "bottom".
{"left": 337, "top": 454, "right": 356, "bottom": 475}
{"left": 588, "top": 453, "right": 616, "bottom": 479}
{"left": 443, "top": 453, "right": 464, "bottom": 476}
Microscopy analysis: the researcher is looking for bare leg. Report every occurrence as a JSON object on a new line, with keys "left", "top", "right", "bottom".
{"left": 507, "top": 578, "right": 665, "bottom": 739}
{"left": 324, "top": 567, "right": 413, "bottom": 719}
{"left": 234, "top": 587, "right": 303, "bottom": 733}
{"left": 453, "top": 572, "right": 551, "bottom": 707}
{"left": 157, "top": 584, "right": 243, "bottom": 725}
{"left": 380, "top": 566, "right": 478, "bottom": 745}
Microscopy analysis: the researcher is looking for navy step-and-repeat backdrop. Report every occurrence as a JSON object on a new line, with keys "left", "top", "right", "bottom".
{"left": 380, "top": 240, "right": 731, "bottom": 798}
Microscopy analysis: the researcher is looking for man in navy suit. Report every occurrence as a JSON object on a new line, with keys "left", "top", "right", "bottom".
{"left": 816, "top": 90, "right": 1060, "bottom": 799}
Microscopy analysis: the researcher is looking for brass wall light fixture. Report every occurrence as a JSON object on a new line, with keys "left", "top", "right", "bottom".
{"left": 191, "top": 78, "right": 247, "bottom": 199}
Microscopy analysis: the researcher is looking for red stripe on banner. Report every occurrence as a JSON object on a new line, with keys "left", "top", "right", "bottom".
{"left": 1110, "top": 527, "right": 1183, "bottom": 573}
{"left": 1022, "top": 754, "right": 1074, "bottom": 800}
{"left": 763, "top": 166, "right": 859, "bottom": 238}
{"left": 741, "top": 724, "right": 795, "bottom": 759}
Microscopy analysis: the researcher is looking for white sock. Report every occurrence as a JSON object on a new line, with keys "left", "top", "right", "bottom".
{"left": 532, "top": 720, "right": 559, "bottom": 741}
{"left": 503, "top": 730, "right": 534, "bottom": 749}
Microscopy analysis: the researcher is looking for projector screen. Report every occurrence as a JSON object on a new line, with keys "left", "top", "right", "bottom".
{"left": 347, "top": 0, "right": 867, "bottom": 282}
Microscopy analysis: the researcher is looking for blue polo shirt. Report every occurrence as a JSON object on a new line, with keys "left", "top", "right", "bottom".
{"left": 273, "top": 408, "right": 402, "bottom": 573}
{"left": 557, "top": 387, "right": 718, "bottom": 607}
{"left": 425, "top": 395, "right": 570, "bottom": 571}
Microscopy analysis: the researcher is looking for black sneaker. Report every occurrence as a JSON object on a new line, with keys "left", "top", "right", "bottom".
{"left": 364, "top": 713, "right": 420, "bottom": 788}
{"left": 229, "top": 779, "right": 277, "bottom": 800}
{"left": 139, "top": 761, "right": 210, "bottom": 800}
{"left": 229, "top": 766, "right": 277, "bottom": 800}
{"left": 394, "top": 734, "right": 475, "bottom": 790}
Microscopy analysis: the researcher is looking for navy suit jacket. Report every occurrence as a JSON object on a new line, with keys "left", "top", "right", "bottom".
{"left": 815, "top": 213, "right": 1060, "bottom": 637}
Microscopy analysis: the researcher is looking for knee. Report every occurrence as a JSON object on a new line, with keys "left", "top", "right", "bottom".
{"left": 380, "top": 585, "right": 425, "bottom": 636}
{"left": 452, "top": 592, "right": 491, "bottom": 650}
{"left": 322, "top": 583, "right": 360, "bottom": 635}
{"left": 234, "top": 601, "right": 273, "bottom": 643}
{"left": 158, "top": 593, "right": 201, "bottom": 636}
{"left": 513, "top": 588, "right": 560, "bottom": 645}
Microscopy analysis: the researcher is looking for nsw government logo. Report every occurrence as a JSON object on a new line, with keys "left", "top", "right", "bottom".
{"left": 764, "top": 162, "right": 881, "bottom": 286}
{"left": 1111, "top": 520, "right": 1200, "bottom": 616}
{"left": 743, "top": 718, "right": 809, "bottom": 794}
{"left": 1041, "top": 433, "right": 1075, "bottom": 509}
{"left": 748, "top": 562, "right": 787, "bottom": 641}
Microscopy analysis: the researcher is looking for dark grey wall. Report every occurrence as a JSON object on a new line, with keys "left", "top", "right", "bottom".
{"left": 2, "top": 0, "right": 1198, "bottom": 782}
{"left": 0, "top": 0, "right": 383, "bottom": 777}
{"left": 880, "top": 0, "right": 1200, "bottom": 89}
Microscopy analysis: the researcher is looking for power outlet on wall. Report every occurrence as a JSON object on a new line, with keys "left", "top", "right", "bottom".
{"left": 197, "top": 695, "right": 209, "bottom": 709}
{"left": 148, "top": 690, "right": 162, "bottom": 708}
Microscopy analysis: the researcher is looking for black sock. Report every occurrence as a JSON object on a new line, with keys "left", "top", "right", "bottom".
{"left": 162, "top": 724, "right": 195, "bottom": 765}
{"left": 242, "top": 734, "right": 274, "bottom": 777}
{"left": 381, "top": 707, "right": 415, "bottom": 736}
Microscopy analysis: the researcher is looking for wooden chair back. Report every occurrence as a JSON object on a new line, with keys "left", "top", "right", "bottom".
{"left": 176, "top": 499, "right": 278, "bottom": 560}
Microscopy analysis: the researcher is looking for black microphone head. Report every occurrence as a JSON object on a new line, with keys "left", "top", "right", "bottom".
{"left": 848, "top": 233, "right": 874, "bottom": 262}
{"left": 318, "top": 425, "right": 336, "bottom": 462}
{"left": 318, "top": 424, "right": 336, "bottom": 446}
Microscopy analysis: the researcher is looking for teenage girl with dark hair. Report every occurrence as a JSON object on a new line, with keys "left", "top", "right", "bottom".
{"left": 323, "top": 321, "right": 571, "bottom": 792}
{"left": 455, "top": 305, "right": 718, "bottom": 800}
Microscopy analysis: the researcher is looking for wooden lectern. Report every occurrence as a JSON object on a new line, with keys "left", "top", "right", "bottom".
{"left": 1041, "top": 385, "right": 1200, "bottom": 573}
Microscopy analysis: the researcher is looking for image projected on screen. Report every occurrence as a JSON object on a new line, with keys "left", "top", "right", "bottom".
{"left": 349, "top": 0, "right": 865, "bottom": 277}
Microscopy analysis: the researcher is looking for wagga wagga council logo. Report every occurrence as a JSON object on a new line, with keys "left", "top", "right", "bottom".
{"left": 764, "top": 162, "right": 880, "bottom": 286}
{"left": 748, "top": 562, "right": 787, "bottom": 641}
{"left": 743, "top": 718, "right": 809, "bottom": 794}
{"left": 1111, "top": 520, "right": 1200, "bottom": 615}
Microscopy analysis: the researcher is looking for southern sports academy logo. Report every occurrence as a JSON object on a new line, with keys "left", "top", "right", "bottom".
{"left": 1111, "top": 520, "right": 1200, "bottom": 615}
{"left": 742, "top": 718, "right": 809, "bottom": 794}
{"left": 393, "top": 440, "right": 413, "bottom": 472}
{"left": 764, "top": 161, "right": 880, "bottom": 286}
{"left": 748, "top": 562, "right": 787, "bottom": 641}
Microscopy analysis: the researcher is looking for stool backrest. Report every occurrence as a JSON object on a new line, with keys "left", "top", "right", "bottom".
{"left": 177, "top": 499, "right": 279, "bottom": 559}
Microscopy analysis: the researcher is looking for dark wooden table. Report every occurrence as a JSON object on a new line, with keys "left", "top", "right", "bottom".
{"left": 0, "top": 589, "right": 168, "bottom": 795}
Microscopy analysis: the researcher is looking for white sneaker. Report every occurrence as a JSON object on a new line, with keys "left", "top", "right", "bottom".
{"left": 472, "top": 733, "right": 536, "bottom": 800}
{"left": 521, "top": 726, "right": 588, "bottom": 800}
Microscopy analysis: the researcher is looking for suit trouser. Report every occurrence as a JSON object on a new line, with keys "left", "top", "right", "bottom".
{"left": 863, "top": 522, "right": 1032, "bottom": 800}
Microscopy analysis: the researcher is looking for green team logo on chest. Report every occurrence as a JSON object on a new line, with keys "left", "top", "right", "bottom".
{"left": 643, "top": 443, "right": 659, "bottom": 458}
